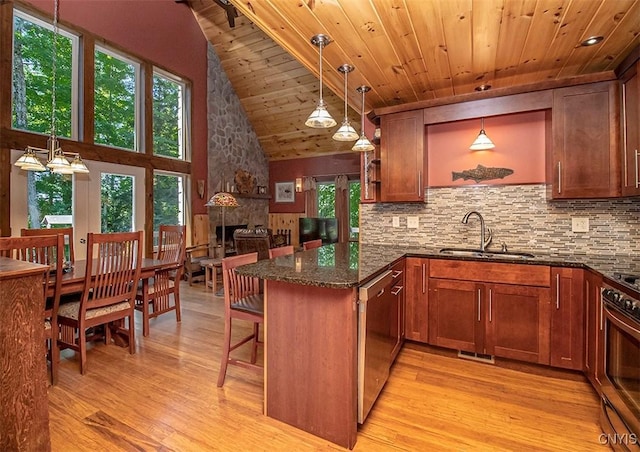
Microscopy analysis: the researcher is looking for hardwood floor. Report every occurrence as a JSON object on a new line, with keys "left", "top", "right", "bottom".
{"left": 48, "top": 281, "right": 605, "bottom": 451}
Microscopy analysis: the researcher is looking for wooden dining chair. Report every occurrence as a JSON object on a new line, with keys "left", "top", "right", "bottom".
{"left": 268, "top": 245, "right": 294, "bottom": 259}
{"left": 57, "top": 231, "right": 142, "bottom": 375}
{"left": 218, "top": 252, "right": 263, "bottom": 387}
{"left": 135, "top": 225, "right": 186, "bottom": 337}
{"left": 0, "top": 234, "right": 64, "bottom": 385}
{"left": 21, "top": 226, "right": 75, "bottom": 265}
{"left": 302, "top": 239, "right": 323, "bottom": 250}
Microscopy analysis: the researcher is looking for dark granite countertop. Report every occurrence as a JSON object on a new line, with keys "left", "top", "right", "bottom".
{"left": 236, "top": 242, "right": 640, "bottom": 295}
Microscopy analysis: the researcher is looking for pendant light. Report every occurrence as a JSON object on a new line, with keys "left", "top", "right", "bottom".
{"left": 332, "top": 64, "right": 358, "bottom": 141}
{"left": 14, "top": 0, "right": 89, "bottom": 174}
{"left": 305, "top": 34, "right": 336, "bottom": 129}
{"left": 352, "top": 85, "right": 375, "bottom": 152}
{"left": 469, "top": 118, "right": 495, "bottom": 151}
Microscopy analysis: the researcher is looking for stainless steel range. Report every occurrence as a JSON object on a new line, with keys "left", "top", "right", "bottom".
{"left": 600, "top": 277, "right": 640, "bottom": 451}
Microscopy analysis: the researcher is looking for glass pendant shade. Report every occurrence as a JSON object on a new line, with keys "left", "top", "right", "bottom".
{"left": 332, "top": 64, "right": 358, "bottom": 141}
{"left": 15, "top": 148, "right": 47, "bottom": 171}
{"left": 333, "top": 119, "right": 358, "bottom": 141}
{"left": 305, "top": 34, "right": 336, "bottom": 129}
{"left": 305, "top": 99, "right": 337, "bottom": 128}
{"left": 352, "top": 134, "right": 375, "bottom": 152}
{"left": 70, "top": 155, "right": 90, "bottom": 173}
{"left": 352, "top": 85, "right": 375, "bottom": 152}
{"left": 46, "top": 149, "right": 72, "bottom": 169}
{"left": 469, "top": 118, "right": 495, "bottom": 150}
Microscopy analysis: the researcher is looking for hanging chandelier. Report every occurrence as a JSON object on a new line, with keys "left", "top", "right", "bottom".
{"left": 14, "top": 0, "right": 88, "bottom": 174}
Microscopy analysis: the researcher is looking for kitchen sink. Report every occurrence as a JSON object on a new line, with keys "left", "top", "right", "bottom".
{"left": 439, "top": 248, "right": 535, "bottom": 260}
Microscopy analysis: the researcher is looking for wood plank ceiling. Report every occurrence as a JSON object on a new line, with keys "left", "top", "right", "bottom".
{"left": 188, "top": 0, "right": 640, "bottom": 161}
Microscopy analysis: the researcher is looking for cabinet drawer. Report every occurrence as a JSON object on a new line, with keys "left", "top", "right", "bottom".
{"left": 429, "top": 259, "right": 550, "bottom": 287}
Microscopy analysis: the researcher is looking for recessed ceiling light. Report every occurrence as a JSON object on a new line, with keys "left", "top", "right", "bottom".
{"left": 581, "top": 36, "right": 604, "bottom": 47}
{"left": 475, "top": 84, "right": 491, "bottom": 92}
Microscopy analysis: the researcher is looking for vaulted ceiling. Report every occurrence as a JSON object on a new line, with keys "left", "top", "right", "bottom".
{"left": 188, "top": 0, "right": 640, "bottom": 161}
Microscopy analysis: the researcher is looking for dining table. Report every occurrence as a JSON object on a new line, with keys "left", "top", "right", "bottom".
{"left": 57, "top": 257, "right": 174, "bottom": 295}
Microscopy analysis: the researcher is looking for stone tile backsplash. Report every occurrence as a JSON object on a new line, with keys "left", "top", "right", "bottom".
{"left": 359, "top": 184, "right": 639, "bottom": 257}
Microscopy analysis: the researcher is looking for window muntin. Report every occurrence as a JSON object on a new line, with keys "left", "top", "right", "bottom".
{"left": 12, "top": 10, "right": 78, "bottom": 138}
{"left": 94, "top": 46, "right": 140, "bottom": 151}
{"left": 153, "top": 71, "right": 187, "bottom": 160}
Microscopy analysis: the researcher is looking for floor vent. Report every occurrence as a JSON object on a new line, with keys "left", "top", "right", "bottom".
{"left": 457, "top": 350, "right": 495, "bottom": 364}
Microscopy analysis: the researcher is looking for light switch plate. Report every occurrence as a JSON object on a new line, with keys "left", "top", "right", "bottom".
{"left": 392, "top": 216, "right": 400, "bottom": 228}
{"left": 572, "top": 217, "right": 589, "bottom": 233}
{"left": 407, "top": 216, "right": 419, "bottom": 228}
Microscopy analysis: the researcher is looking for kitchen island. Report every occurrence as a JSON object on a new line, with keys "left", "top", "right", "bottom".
{"left": 237, "top": 242, "right": 405, "bottom": 449}
{"left": 237, "top": 242, "right": 639, "bottom": 448}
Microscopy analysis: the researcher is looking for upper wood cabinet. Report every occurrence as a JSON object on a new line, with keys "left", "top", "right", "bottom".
{"left": 379, "top": 110, "right": 426, "bottom": 202}
{"left": 549, "top": 81, "right": 621, "bottom": 199}
{"left": 621, "top": 62, "right": 640, "bottom": 196}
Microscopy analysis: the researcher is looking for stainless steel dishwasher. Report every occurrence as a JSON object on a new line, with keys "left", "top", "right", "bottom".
{"left": 357, "top": 269, "right": 395, "bottom": 424}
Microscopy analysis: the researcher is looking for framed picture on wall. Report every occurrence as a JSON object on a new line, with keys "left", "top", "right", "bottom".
{"left": 275, "top": 181, "right": 295, "bottom": 203}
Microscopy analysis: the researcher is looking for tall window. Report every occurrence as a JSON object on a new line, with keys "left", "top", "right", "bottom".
{"left": 12, "top": 10, "right": 76, "bottom": 137}
{"left": 153, "top": 172, "right": 185, "bottom": 245}
{"left": 101, "top": 173, "right": 134, "bottom": 232}
{"left": 94, "top": 46, "right": 139, "bottom": 150}
{"left": 317, "top": 180, "right": 361, "bottom": 240}
{"left": 153, "top": 71, "right": 187, "bottom": 159}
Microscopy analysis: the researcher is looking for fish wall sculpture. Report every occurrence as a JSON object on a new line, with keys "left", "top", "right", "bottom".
{"left": 452, "top": 165, "right": 514, "bottom": 183}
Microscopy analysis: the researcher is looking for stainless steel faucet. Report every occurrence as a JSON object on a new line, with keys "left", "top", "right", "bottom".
{"left": 461, "top": 211, "right": 493, "bottom": 251}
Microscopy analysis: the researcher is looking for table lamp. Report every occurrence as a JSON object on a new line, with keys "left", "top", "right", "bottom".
{"left": 205, "top": 192, "right": 239, "bottom": 258}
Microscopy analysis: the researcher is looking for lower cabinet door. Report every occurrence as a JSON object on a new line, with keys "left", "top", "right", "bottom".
{"left": 428, "top": 279, "right": 483, "bottom": 353}
{"left": 484, "top": 283, "right": 551, "bottom": 364}
{"left": 550, "top": 267, "right": 585, "bottom": 370}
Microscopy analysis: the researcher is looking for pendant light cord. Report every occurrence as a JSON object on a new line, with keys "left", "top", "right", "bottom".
{"left": 360, "top": 88, "right": 365, "bottom": 131}
{"left": 318, "top": 41, "right": 324, "bottom": 102}
{"left": 343, "top": 67, "right": 348, "bottom": 118}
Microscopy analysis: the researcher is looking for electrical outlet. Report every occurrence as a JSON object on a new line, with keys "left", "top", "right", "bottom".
{"left": 572, "top": 217, "right": 589, "bottom": 233}
{"left": 392, "top": 216, "right": 400, "bottom": 228}
{"left": 407, "top": 216, "right": 419, "bottom": 228}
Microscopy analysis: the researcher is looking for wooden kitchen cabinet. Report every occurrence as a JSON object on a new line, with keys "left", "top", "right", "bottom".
{"left": 429, "top": 278, "right": 483, "bottom": 353}
{"left": 379, "top": 109, "right": 426, "bottom": 202}
{"left": 485, "top": 283, "right": 551, "bottom": 365}
{"left": 549, "top": 81, "right": 621, "bottom": 199}
{"left": 550, "top": 267, "right": 585, "bottom": 370}
{"left": 404, "top": 257, "right": 429, "bottom": 343}
{"left": 621, "top": 62, "right": 640, "bottom": 196}
{"left": 584, "top": 270, "right": 604, "bottom": 393}
{"left": 429, "top": 260, "right": 553, "bottom": 365}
